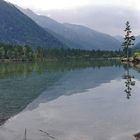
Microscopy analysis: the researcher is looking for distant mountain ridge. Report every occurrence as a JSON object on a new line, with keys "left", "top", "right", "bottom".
{"left": 19, "top": 8, "right": 121, "bottom": 50}
{"left": 114, "top": 35, "right": 123, "bottom": 43}
{"left": 0, "top": 0, "right": 64, "bottom": 48}
{"left": 114, "top": 35, "right": 140, "bottom": 51}
{"left": 129, "top": 35, "right": 140, "bottom": 50}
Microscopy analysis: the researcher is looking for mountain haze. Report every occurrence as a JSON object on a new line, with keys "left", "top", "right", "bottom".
{"left": 0, "top": 0, "right": 64, "bottom": 48}
{"left": 63, "top": 23, "right": 121, "bottom": 50}
{"left": 114, "top": 35, "right": 123, "bottom": 43}
{"left": 20, "top": 8, "right": 121, "bottom": 50}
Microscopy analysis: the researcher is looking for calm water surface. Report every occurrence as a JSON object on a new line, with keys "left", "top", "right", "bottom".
{"left": 0, "top": 61, "right": 139, "bottom": 140}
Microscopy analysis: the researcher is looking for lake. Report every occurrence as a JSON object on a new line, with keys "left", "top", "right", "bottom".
{"left": 0, "top": 60, "right": 139, "bottom": 140}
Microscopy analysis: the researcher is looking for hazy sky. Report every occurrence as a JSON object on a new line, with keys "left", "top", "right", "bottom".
{"left": 5, "top": 0, "right": 140, "bottom": 35}
{"left": 5, "top": 0, "right": 140, "bottom": 11}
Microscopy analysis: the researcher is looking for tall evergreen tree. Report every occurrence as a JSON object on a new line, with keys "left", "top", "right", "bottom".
{"left": 122, "top": 21, "right": 135, "bottom": 61}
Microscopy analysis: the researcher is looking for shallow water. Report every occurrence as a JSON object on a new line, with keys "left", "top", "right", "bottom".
{"left": 0, "top": 61, "right": 139, "bottom": 140}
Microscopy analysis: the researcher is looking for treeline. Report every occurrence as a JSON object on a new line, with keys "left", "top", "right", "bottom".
{"left": 0, "top": 43, "right": 124, "bottom": 61}
{"left": 0, "top": 60, "right": 121, "bottom": 79}
{"left": 0, "top": 43, "right": 34, "bottom": 61}
{"left": 45, "top": 48, "right": 124, "bottom": 59}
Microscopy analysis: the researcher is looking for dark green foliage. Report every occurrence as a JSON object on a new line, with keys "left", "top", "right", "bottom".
{"left": 43, "top": 48, "right": 123, "bottom": 60}
{"left": 0, "top": 43, "right": 123, "bottom": 61}
{"left": 122, "top": 21, "right": 135, "bottom": 59}
{"left": 0, "top": 43, "right": 35, "bottom": 61}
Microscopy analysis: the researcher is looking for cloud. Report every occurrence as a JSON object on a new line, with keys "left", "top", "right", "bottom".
{"left": 6, "top": 0, "right": 140, "bottom": 35}
{"left": 37, "top": 5, "right": 140, "bottom": 35}
{"left": 5, "top": 0, "right": 90, "bottom": 10}
{"left": 6, "top": 0, "right": 140, "bottom": 11}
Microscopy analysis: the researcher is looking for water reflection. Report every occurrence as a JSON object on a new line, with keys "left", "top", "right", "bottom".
{"left": 122, "top": 63, "right": 136, "bottom": 99}
{"left": 0, "top": 60, "right": 120, "bottom": 79}
{"left": 1, "top": 60, "right": 140, "bottom": 140}
{"left": 0, "top": 60, "right": 121, "bottom": 126}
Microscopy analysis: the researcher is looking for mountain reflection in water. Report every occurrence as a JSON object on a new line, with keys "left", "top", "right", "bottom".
{"left": 0, "top": 60, "right": 121, "bottom": 125}
{"left": 0, "top": 60, "right": 140, "bottom": 140}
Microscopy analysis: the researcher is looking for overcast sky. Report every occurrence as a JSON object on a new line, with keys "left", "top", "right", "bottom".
{"left": 5, "top": 0, "right": 140, "bottom": 36}
{"left": 5, "top": 0, "right": 140, "bottom": 11}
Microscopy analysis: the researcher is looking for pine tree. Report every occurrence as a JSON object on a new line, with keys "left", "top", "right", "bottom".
{"left": 122, "top": 21, "right": 135, "bottom": 61}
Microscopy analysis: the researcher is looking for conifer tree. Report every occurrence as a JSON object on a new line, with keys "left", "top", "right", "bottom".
{"left": 122, "top": 21, "right": 135, "bottom": 61}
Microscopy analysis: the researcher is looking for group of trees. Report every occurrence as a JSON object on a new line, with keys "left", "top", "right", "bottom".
{"left": 0, "top": 21, "right": 136, "bottom": 62}
{"left": 0, "top": 43, "right": 34, "bottom": 61}
{"left": 0, "top": 43, "right": 124, "bottom": 61}
{"left": 44, "top": 48, "right": 124, "bottom": 59}
{"left": 0, "top": 43, "right": 47, "bottom": 61}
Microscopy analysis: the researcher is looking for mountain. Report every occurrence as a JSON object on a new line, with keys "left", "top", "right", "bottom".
{"left": 0, "top": 0, "right": 64, "bottom": 48}
{"left": 114, "top": 35, "right": 123, "bottom": 43}
{"left": 136, "top": 35, "right": 140, "bottom": 44}
{"left": 134, "top": 42, "right": 140, "bottom": 51}
{"left": 19, "top": 8, "right": 121, "bottom": 50}
{"left": 115, "top": 34, "right": 140, "bottom": 49}
{"left": 64, "top": 23, "right": 121, "bottom": 50}
{"left": 131, "top": 35, "right": 140, "bottom": 50}
{"left": 36, "top": 6, "right": 140, "bottom": 36}
{"left": 114, "top": 35, "right": 140, "bottom": 51}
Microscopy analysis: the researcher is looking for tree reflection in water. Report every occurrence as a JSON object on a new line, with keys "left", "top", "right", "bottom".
{"left": 122, "top": 63, "right": 135, "bottom": 99}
